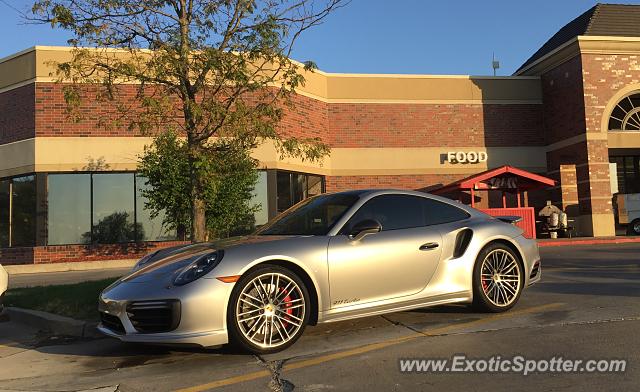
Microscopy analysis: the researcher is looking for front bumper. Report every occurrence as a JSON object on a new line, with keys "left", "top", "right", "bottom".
{"left": 97, "top": 324, "right": 228, "bottom": 347}
{"left": 97, "top": 277, "right": 233, "bottom": 347}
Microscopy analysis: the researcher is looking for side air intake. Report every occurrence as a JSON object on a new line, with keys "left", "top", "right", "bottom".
{"left": 453, "top": 229, "right": 473, "bottom": 258}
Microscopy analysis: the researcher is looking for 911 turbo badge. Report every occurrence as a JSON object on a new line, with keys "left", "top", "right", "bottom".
{"left": 333, "top": 298, "right": 361, "bottom": 306}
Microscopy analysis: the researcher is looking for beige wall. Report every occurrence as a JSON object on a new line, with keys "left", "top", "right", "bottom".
{"left": 1, "top": 46, "right": 541, "bottom": 104}
{"left": 0, "top": 137, "right": 548, "bottom": 178}
{"left": 608, "top": 132, "right": 640, "bottom": 149}
{"left": 0, "top": 139, "right": 36, "bottom": 177}
{"left": 0, "top": 49, "right": 37, "bottom": 93}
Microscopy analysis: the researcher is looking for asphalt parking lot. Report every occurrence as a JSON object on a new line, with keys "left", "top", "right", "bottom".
{"left": 1, "top": 243, "right": 639, "bottom": 392}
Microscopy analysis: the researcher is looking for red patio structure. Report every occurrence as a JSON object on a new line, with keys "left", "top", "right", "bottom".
{"left": 431, "top": 165, "right": 556, "bottom": 238}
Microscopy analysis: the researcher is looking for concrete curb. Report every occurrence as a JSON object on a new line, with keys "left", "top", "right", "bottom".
{"left": 4, "top": 259, "right": 137, "bottom": 275}
{"left": 538, "top": 236, "right": 640, "bottom": 247}
{"left": 6, "top": 307, "right": 102, "bottom": 338}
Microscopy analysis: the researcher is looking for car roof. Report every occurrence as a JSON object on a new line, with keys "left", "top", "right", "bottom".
{"left": 326, "top": 188, "right": 482, "bottom": 216}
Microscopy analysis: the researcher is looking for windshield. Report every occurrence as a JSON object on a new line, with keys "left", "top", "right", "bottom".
{"left": 255, "top": 193, "right": 360, "bottom": 236}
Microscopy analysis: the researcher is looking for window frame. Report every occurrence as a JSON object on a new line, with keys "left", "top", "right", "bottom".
{"left": 608, "top": 92, "right": 640, "bottom": 132}
{"left": 0, "top": 172, "right": 38, "bottom": 248}
{"left": 89, "top": 172, "right": 137, "bottom": 244}
{"left": 46, "top": 172, "right": 92, "bottom": 246}
{"left": 43, "top": 171, "right": 177, "bottom": 246}
{"left": 275, "top": 170, "right": 326, "bottom": 214}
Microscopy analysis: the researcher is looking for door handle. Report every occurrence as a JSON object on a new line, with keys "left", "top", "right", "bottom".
{"left": 419, "top": 242, "right": 439, "bottom": 251}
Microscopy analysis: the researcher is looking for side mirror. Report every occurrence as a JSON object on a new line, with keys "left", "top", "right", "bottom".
{"left": 349, "top": 219, "right": 382, "bottom": 241}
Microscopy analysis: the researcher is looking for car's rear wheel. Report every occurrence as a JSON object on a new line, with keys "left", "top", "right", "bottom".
{"left": 472, "top": 243, "right": 524, "bottom": 312}
{"left": 227, "top": 265, "right": 310, "bottom": 354}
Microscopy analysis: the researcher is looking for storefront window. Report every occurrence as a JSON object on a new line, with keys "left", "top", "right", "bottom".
{"left": 276, "top": 171, "right": 325, "bottom": 213}
{"left": 135, "top": 175, "right": 176, "bottom": 241}
{"left": 10, "top": 175, "right": 36, "bottom": 247}
{"left": 45, "top": 173, "right": 176, "bottom": 245}
{"left": 251, "top": 171, "right": 269, "bottom": 226}
{"left": 277, "top": 171, "right": 293, "bottom": 213}
{"left": 48, "top": 174, "right": 91, "bottom": 245}
{"left": 90, "top": 173, "right": 138, "bottom": 243}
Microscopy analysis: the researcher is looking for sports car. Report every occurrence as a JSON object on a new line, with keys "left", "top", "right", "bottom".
{"left": 98, "top": 189, "right": 541, "bottom": 353}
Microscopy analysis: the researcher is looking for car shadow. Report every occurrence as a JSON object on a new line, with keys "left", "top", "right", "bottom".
{"left": 21, "top": 304, "right": 477, "bottom": 362}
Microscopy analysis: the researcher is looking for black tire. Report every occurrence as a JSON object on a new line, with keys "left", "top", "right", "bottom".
{"left": 627, "top": 219, "right": 640, "bottom": 236}
{"left": 472, "top": 243, "right": 524, "bottom": 313}
{"left": 227, "top": 264, "right": 310, "bottom": 354}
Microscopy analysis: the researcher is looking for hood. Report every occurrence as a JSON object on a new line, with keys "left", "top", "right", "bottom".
{"left": 119, "top": 235, "right": 293, "bottom": 284}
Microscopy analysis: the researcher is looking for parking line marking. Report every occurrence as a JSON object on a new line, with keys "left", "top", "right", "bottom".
{"left": 175, "top": 302, "right": 564, "bottom": 392}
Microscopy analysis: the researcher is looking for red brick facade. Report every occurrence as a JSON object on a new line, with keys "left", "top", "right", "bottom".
{"left": 34, "top": 83, "right": 174, "bottom": 137}
{"left": 325, "top": 174, "right": 463, "bottom": 193}
{"left": 540, "top": 56, "right": 587, "bottom": 145}
{"left": 540, "top": 52, "right": 640, "bottom": 233}
{"left": 0, "top": 84, "right": 35, "bottom": 144}
{"left": 581, "top": 53, "right": 640, "bottom": 134}
{"left": 327, "top": 103, "right": 544, "bottom": 148}
{"left": 30, "top": 83, "right": 545, "bottom": 149}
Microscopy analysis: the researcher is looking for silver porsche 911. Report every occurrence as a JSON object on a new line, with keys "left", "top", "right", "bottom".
{"left": 98, "top": 189, "right": 541, "bottom": 353}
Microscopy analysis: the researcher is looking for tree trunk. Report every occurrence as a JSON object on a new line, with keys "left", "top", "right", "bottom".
{"left": 188, "top": 140, "right": 207, "bottom": 243}
{"left": 192, "top": 196, "right": 207, "bottom": 242}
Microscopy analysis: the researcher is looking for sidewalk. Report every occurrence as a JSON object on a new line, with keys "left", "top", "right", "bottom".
{"left": 3, "top": 259, "right": 136, "bottom": 275}
{"left": 537, "top": 236, "right": 640, "bottom": 247}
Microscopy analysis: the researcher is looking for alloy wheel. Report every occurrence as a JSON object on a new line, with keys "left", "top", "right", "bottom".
{"left": 480, "top": 249, "right": 522, "bottom": 307}
{"left": 235, "top": 272, "right": 306, "bottom": 349}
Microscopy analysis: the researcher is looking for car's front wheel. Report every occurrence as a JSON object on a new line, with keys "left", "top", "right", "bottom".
{"left": 227, "top": 265, "right": 310, "bottom": 354}
{"left": 472, "top": 243, "right": 524, "bottom": 312}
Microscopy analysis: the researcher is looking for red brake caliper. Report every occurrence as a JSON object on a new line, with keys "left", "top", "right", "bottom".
{"left": 280, "top": 289, "right": 293, "bottom": 327}
{"left": 481, "top": 274, "right": 488, "bottom": 291}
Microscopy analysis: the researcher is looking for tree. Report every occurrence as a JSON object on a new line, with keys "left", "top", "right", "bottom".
{"left": 31, "top": 0, "right": 344, "bottom": 241}
{"left": 137, "top": 130, "right": 259, "bottom": 240}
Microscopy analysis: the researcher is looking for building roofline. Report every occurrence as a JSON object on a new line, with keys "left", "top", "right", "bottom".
{"left": 514, "top": 37, "right": 579, "bottom": 76}
{"left": 515, "top": 34, "right": 640, "bottom": 76}
{"left": 0, "top": 45, "right": 539, "bottom": 80}
{"left": 0, "top": 46, "right": 37, "bottom": 64}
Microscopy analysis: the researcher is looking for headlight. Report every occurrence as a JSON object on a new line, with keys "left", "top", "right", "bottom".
{"left": 173, "top": 250, "right": 224, "bottom": 286}
{"left": 132, "top": 251, "right": 158, "bottom": 272}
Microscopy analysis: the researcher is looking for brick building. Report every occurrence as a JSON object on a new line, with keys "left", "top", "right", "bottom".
{"left": 1, "top": 3, "right": 640, "bottom": 264}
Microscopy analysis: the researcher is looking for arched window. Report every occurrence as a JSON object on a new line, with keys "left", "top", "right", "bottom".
{"left": 608, "top": 93, "right": 640, "bottom": 131}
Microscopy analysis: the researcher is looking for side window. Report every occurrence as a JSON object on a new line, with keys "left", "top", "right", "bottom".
{"left": 420, "top": 198, "right": 470, "bottom": 225}
{"left": 346, "top": 195, "right": 425, "bottom": 232}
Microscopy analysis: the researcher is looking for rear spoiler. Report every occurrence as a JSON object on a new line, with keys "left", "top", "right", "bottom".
{"left": 496, "top": 216, "right": 522, "bottom": 224}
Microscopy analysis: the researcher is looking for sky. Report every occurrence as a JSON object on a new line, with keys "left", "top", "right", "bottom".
{"left": 1, "top": 0, "right": 638, "bottom": 76}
